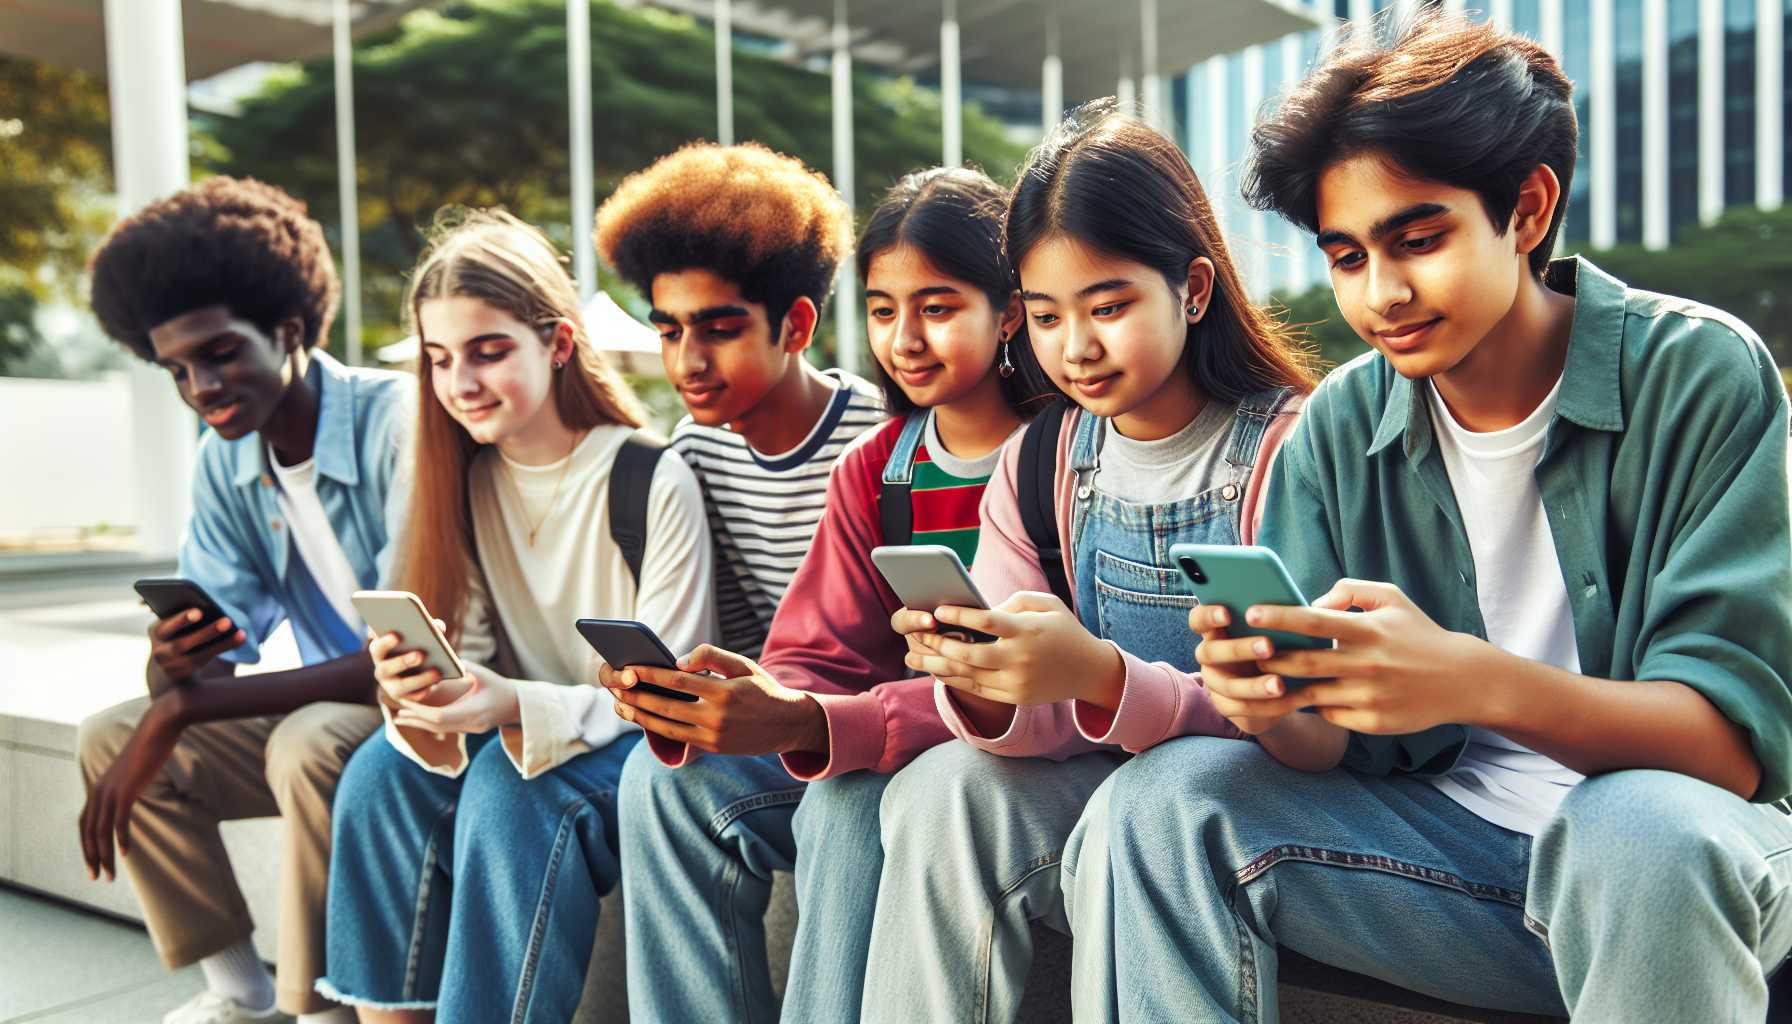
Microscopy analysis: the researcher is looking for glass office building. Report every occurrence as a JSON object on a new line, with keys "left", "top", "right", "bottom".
{"left": 1181, "top": 0, "right": 1789, "bottom": 297}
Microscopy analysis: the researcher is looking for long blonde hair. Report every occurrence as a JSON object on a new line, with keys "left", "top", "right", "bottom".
{"left": 393, "top": 209, "right": 647, "bottom": 641}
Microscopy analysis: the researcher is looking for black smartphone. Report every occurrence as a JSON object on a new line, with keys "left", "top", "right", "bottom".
{"left": 133, "top": 577, "right": 229, "bottom": 628}
{"left": 574, "top": 618, "right": 700, "bottom": 703}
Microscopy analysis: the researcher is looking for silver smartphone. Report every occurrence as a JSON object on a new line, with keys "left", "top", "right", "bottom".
{"left": 870, "top": 544, "right": 996, "bottom": 643}
{"left": 350, "top": 590, "right": 467, "bottom": 681}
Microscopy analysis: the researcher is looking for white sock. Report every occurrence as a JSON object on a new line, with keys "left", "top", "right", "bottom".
{"left": 298, "top": 1009, "right": 357, "bottom": 1024}
{"left": 197, "top": 940, "right": 275, "bottom": 1012}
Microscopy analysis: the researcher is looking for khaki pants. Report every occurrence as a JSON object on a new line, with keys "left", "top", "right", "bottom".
{"left": 76, "top": 697, "right": 380, "bottom": 1016}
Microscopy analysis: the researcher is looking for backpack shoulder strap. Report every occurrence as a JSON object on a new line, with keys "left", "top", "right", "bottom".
{"left": 1017, "top": 401, "right": 1072, "bottom": 607}
{"left": 877, "top": 412, "right": 930, "bottom": 547}
{"left": 609, "top": 433, "right": 668, "bottom": 587}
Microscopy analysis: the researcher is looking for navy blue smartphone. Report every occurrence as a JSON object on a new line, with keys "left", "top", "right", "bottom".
{"left": 1168, "top": 544, "right": 1332, "bottom": 654}
{"left": 575, "top": 618, "right": 700, "bottom": 703}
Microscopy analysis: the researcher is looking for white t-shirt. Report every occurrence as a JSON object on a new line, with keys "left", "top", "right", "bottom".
{"left": 1425, "top": 377, "right": 1586, "bottom": 836}
{"left": 269, "top": 449, "right": 365, "bottom": 637}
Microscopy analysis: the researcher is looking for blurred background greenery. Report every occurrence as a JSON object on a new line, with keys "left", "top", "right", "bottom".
{"left": 5, "top": 0, "right": 1789, "bottom": 397}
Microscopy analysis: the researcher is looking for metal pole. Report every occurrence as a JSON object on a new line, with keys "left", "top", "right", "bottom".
{"left": 833, "top": 0, "right": 859, "bottom": 373}
{"left": 715, "top": 0, "right": 734, "bottom": 145}
{"left": 942, "top": 0, "right": 962, "bottom": 166}
{"left": 569, "top": 0, "right": 596, "bottom": 300}
{"left": 332, "top": 0, "right": 362, "bottom": 365}
{"left": 1042, "top": 5, "right": 1062, "bottom": 136}
{"left": 1698, "top": 0, "right": 1724, "bottom": 224}
{"left": 1641, "top": 0, "right": 1668, "bottom": 249}
{"left": 1757, "top": 0, "right": 1784, "bottom": 210}
{"left": 1140, "top": 0, "right": 1161, "bottom": 130}
{"left": 104, "top": 0, "right": 193, "bottom": 559}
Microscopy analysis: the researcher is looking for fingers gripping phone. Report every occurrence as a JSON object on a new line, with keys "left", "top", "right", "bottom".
{"left": 870, "top": 544, "right": 997, "bottom": 644}
{"left": 134, "top": 577, "right": 229, "bottom": 626}
{"left": 575, "top": 618, "right": 700, "bottom": 703}
{"left": 1168, "top": 544, "right": 1332, "bottom": 653}
{"left": 350, "top": 590, "right": 468, "bottom": 681}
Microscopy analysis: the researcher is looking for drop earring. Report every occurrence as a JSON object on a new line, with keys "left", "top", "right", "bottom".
{"left": 997, "top": 335, "right": 1015, "bottom": 378}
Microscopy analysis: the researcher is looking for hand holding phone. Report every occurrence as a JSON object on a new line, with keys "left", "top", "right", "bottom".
{"left": 352, "top": 591, "right": 468, "bottom": 703}
{"left": 871, "top": 545, "right": 997, "bottom": 644}
{"left": 134, "top": 577, "right": 245, "bottom": 682}
{"left": 1169, "top": 545, "right": 1331, "bottom": 654}
{"left": 576, "top": 619, "right": 701, "bottom": 703}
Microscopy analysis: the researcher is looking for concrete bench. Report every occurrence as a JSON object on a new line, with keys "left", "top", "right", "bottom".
{"left": 0, "top": 570, "right": 1632, "bottom": 1023}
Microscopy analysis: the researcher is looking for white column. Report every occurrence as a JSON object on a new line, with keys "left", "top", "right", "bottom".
{"left": 1141, "top": 0, "right": 1163, "bottom": 130}
{"left": 331, "top": 0, "right": 362, "bottom": 365}
{"left": 1758, "top": 0, "right": 1784, "bottom": 209}
{"left": 104, "top": 0, "right": 193, "bottom": 560}
{"left": 1540, "top": 0, "right": 1564, "bottom": 57}
{"left": 1118, "top": 49, "right": 1137, "bottom": 112}
{"left": 941, "top": 0, "right": 962, "bottom": 166}
{"left": 1492, "top": 0, "right": 1513, "bottom": 30}
{"left": 1242, "top": 45, "right": 1268, "bottom": 295}
{"left": 1589, "top": 0, "right": 1616, "bottom": 248}
{"left": 1642, "top": 0, "right": 1668, "bottom": 248}
{"left": 1445, "top": 0, "right": 1467, "bottom": 15}
{"left": 568, "top": 0, "right": 596, "bottom": 300}
{"left": 832, "top": 0, "right": 859, "bottom": 374}
{"left": 715, "top": 0, "right": 734, "bottom": 145}
{"left": 1349, "top": 0, "right": 1373, "bottom": 28}
{"left": 1699, "top": 0, "right": 1725, "bottom": 223}
{"left": 1183, "top": 64, "right": 1201, "bottom": 167}
{"left": 1205, "top": 57, "right": 1228, "bottom": 204}
{"left": 1042, "top": 6, "right": 1063, "bottom": 136}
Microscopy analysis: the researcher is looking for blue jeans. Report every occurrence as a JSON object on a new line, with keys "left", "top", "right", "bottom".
{"left": 616, "top": 744, "right": 890, "bottom": 1023}
{"left": 1064, "top": 735, "right": 1792, "bottom": 1023}
{"left": 318, "top": 729, "right": 639, "bottom": 1023}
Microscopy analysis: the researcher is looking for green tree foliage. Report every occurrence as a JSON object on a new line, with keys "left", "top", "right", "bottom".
{"left": 0, "top": 56, "right": 114, "bottom": 376}
{"left": 206, "top": 0, "right": 1027, "bottom": 356}
{"left": 1273, "top": 203, "right": 1792, "bottom": 378}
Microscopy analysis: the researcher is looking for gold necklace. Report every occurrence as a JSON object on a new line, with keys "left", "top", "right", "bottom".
{"left": 509, "top": 430, "right": 587, "bottom": 547}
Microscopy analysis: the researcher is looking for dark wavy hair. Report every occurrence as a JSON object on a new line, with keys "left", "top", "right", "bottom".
{"left": 1008, "top": 99, "right": 1317, "bottom": 404}
{"left": 88, "top": 176, "right": 340, "bottom": 361}
{"left": 1243, "top": 14, "right": 1578, "bottom": 276}
{"left": 856, "top": 166, "right": 1057, "bottom": 418}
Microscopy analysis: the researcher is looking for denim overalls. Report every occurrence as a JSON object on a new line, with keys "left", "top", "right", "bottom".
{"left": 1068, "top": 387, "right": 1293, "bottom": 666}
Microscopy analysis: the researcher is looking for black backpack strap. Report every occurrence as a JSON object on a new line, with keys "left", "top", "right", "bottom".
{"left": 610, "top": 434, "right": 668, "bottom": 586}
{"left": 1017, "top": 401, "right": 1072, "bottom": 607}
{"left": 877, "top": 412, "right": 930, "bottom": 547}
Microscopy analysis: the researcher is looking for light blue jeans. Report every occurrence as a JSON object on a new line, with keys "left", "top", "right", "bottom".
{"left": 615, "top": 744, "right": 890, "bottom": 1023}
{"left": 1064, "top": 735, "right": 1792, "bottom": 1023}
{"left": 318, "top": 730, "right": 638, "bottom": 1023}
{"left": 861, "top": 741, "right": 1125, "bottom": 1024}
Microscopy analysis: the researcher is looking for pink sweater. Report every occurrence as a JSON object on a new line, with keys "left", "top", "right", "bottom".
{"left": 933, "top": 400, "right": 1304, "bottom": 758}
{"left": 645, "top": 418, "right": 957, "bottom": 780}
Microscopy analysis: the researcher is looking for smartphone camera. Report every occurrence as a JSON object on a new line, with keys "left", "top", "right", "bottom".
{"left": 1178, "top": 557, "right": 1208, "bottom": 585}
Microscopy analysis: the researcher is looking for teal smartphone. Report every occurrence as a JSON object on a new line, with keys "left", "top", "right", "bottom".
{"left": 1167, "top": 544, "right": 1331, "bottom": 653}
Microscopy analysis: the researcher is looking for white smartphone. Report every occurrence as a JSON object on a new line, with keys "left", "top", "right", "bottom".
{"left": 870, "top": 544, "right": 996, "bottom": 643}
{"left": 350, "top": 590, "right": 467, "bottom": 681}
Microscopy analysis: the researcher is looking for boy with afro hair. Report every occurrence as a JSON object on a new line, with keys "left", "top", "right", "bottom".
{"left": 77, "top": 177, "right": 409, "bottom": 1024}
{"left": 1064, "top": 15, "right": 1792, "bottom": 1022}
{"left": 592, "top": 143, "right": 892, "bottom": 1021}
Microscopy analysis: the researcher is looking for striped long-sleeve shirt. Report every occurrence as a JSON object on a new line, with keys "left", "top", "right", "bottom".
{"left": 669, "top": 369, "right": 885, "bottom": 658}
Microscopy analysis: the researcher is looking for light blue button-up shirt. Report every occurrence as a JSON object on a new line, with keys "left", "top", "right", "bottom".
{"left": 176, "top": 350, "right": 413, "bottom": 667}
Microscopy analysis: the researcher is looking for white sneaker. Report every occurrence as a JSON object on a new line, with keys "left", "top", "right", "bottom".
{"left": 162, "top": 990, "right": 286, "bottom": 1024}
